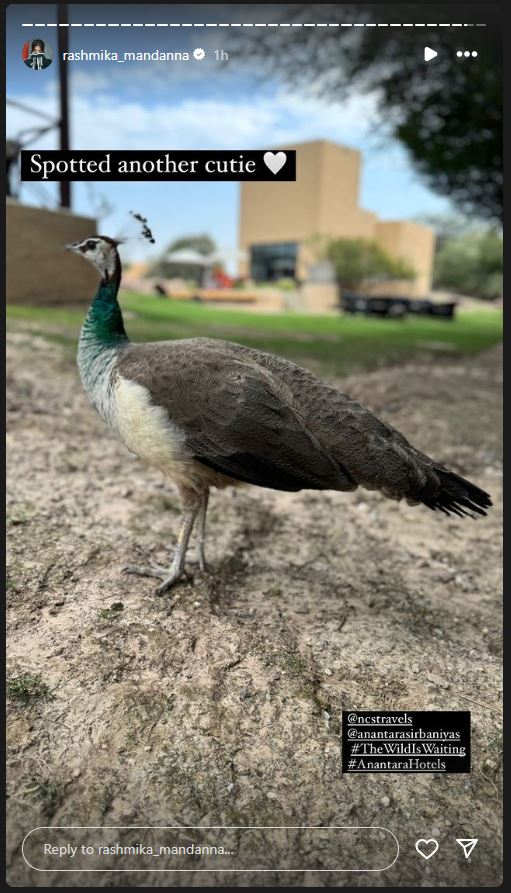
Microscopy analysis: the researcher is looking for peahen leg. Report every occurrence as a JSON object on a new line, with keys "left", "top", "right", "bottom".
{"left": 195, "top": 489, "right": 209, "bottom": 572}
{"left": 123, "top": 486, "right": 203, "bottom": 595}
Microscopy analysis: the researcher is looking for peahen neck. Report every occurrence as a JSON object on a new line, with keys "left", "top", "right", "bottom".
{"left": 78, "top": 262, "right": 129, "bottom": 403}
{"left": 80, "top": 276, "right": 128, "bottom": 348}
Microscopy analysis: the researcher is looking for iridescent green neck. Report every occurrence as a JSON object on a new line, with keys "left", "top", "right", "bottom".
{"left": 81, "top": 279, "right": 128, "bottom": 346}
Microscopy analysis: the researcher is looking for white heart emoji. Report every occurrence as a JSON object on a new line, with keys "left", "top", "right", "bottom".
{"left": 263, "top": 151, "right": 287, "bottom": 175}
{"left": 415, "top": 839, "right": 439, "bottom": 860}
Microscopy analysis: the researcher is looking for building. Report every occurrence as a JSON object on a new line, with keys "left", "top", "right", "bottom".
{"left": 239, "top": 140, "right": 435, "bottom": 310}
{"left": 6, "top": 200, "right": 98, "bottom": 305}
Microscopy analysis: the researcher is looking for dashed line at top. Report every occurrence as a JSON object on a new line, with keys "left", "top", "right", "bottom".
{"left": 21, "top": 22, "right": 487, "bottom": 28}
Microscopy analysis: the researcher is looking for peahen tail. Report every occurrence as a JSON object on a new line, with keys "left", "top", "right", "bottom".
{"left": 415, "top": 466, "right": 492, "bottom": 518}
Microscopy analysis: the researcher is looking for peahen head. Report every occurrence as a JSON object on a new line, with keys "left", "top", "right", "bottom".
{"left": 66, "top": 236, "right": 121, "bottom": 285}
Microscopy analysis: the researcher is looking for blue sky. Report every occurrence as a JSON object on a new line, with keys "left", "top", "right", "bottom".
{"left": 7, "top": 3, "right": 453, "bottom": 265}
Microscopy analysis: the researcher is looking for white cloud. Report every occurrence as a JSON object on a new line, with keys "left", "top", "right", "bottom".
{"left": 6, "top": 79, "right": 447, "bottom": 267}
{"left": 7, "top": 81, "right": 379, "bottom": 153}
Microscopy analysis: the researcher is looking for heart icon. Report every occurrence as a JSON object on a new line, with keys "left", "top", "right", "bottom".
{"left": 263, "top": 151, "right": 287, "bottom": 175}
{"left": 415, "top": 839, "right": 439, "bottom": 860}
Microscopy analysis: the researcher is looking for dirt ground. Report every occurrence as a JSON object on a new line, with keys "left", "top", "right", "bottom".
{"left": 6, "top": 329, "right": 502, "bottom": 887}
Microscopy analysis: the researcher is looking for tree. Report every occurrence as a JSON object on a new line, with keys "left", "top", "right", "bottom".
{"left": 238, "top": 4, "right": 502, "bottom": 222}
{"left": 415, "top": 214, "right": 480, "bottom": 249}
{"left": 163, "top": 234, "right": 217, "bottom": 256}
{"left": 318, "top": 236, "right": 415, "bottom": 291}
{"left": 433, "top": 227, "right": 503, "bottom": 300}
{"left": 150, "top": 234, "right": 218, "bottom": 280}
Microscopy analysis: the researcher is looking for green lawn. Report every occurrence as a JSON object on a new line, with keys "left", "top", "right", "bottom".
{"left": 7, "top": 293, "right": 503, "bottom": 378}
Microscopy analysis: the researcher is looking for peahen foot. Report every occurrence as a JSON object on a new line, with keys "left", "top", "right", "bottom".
{"left": 122, "top": 562, "right": 169, "bottom": 580}
{"left": 122, "top": 488, "right": 209, "bottom": 597}
{"left": 122, "top": 562, "right": 189, "bottom": 595}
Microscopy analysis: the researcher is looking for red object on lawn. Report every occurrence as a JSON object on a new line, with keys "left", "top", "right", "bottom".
{"left": 213, "top": 269, "right": 234, "bottom": 287}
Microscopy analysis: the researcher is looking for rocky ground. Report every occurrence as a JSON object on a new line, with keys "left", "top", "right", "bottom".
{"left": 6, "top": 329, "right": 502, "bottom": 887}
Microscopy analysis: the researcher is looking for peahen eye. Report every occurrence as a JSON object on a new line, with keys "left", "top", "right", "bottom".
{"left": 86, "top": 240, "right": 97, "bottom": 251}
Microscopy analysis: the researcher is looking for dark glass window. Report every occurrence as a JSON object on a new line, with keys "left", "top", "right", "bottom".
{"left": 250, "top": 242, "right": 298, "bottom": 282}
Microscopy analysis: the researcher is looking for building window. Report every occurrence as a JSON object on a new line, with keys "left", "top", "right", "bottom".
{"left": 250, "top": 242, "right": 298, "bottom": 282}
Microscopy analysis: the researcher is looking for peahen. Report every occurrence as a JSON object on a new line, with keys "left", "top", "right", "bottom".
{"left": 69, "top": 235, "right": 491, "bottom": 596}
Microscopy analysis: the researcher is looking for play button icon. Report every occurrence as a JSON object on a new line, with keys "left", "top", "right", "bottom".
{"left": 424, "top": 46, "right": 438, "bottom": 61}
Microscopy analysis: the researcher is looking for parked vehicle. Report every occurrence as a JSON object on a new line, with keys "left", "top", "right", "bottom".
{"left": 341, "top": 292, "right": 456, "bottom": 320}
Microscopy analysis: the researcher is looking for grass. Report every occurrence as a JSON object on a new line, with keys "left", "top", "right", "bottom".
{"left": 7, "top": 673, "right": 54, "bottom": 704}
{"left": 7, "top": 293, "right": 502, "bottom": 377}
{"left": 24, "top": 777, "right": 63, "bottom": 817}
{"left": 6, "top": 503, "right": 36, "bottom": 526}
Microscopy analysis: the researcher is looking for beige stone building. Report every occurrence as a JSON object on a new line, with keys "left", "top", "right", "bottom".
{"left": 239, "top": 140, "right": 435, "bottom": 308}
{"left": 7, "top": 200, "right": 98, "bottom": 305}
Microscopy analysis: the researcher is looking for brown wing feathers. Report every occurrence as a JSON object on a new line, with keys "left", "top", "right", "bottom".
{"left": 190, "top": 377, "right": 351, "bottom": 492}
{"left": 117, "top": 340, "right": 356, "bottom": 492}
{"left": 116, "top": 338, "right": 491, "bottom": 515}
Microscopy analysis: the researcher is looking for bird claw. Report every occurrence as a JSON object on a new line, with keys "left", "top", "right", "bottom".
{"left": 155, "top": 574, "right": 184, "bottom": 596}
{"left": 121, "top": 562, "right": 193, "bottom": 603}
{"left": 122, "top": 563, "right": 169, "bottom": 580}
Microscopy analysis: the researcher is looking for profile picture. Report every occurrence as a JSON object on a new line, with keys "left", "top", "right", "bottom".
{"left": 22, "top": 37, "right": 53, "bottom": 70}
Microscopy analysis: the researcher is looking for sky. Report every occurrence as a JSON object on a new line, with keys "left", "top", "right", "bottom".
{"left": 6, "top": 3, "right": 453, "bottom": 266}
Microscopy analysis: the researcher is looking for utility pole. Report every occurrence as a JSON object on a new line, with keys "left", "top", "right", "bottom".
{"left": 57, "top": 3, "right": 71, "bottom": 208}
